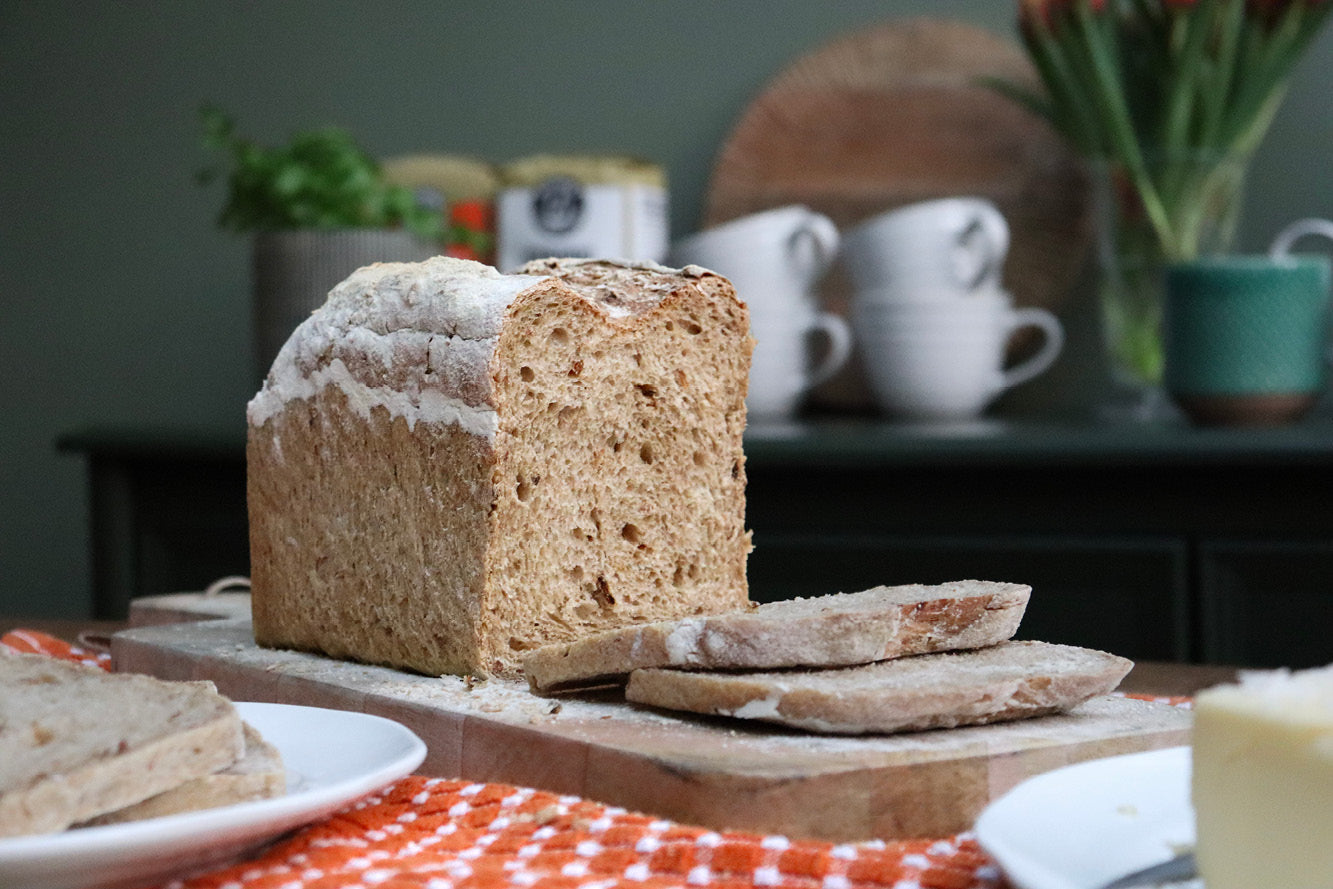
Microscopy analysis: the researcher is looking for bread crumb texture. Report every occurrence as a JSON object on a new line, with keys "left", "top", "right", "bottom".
{"left": 248, "top": 257, "right": 754, "bottom": 677}
{"left": 0, "top": 650, "right": 243, "bottom": 836}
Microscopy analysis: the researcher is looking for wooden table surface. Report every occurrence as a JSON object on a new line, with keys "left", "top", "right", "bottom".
{"left": 3, "top": 616, "right": 1239, "bottom": 697}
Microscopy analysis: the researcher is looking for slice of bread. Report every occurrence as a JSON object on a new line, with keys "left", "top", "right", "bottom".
{"left": 524, "top": 580, "right": 1030, "bottom": 693}
{"left": 79, "top": 723, "right": 285, "bottom": 826}
{"left": 0, "top": 651, "right": 244, "bottom": 837}
{"left": 624, "top": 640, "right": 1132, "bottom": 735}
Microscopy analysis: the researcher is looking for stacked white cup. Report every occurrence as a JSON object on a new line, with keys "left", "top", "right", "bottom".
{"left": 669, "top": 205, "right": 851, "bottom": 421}
{"left": 842, "top": 198, "right": 1065, "bottom": 422}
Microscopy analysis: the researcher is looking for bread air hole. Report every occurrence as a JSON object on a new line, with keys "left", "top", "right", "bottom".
{"left": 635, "top": 383, "right": 658, "bottom": 399}
{"left": 520, "top": 366, "right": 535, "bottom": 382}
{"left": 621, "top": 523, "right": 643, "bottom": 545}
{"left": 639, "top": 443, "right": 655, "bottom": 464}
{"left": 692, "top": 450, "right": 707, "bottom": 467}
{"left": 591, "top": 576, "right": 614, "bottom": 608}
{"left": 683, "top": 318, "right": 703, "bottom": 335}
{"left": 516, "top": 476, "right": 534, "bottom": 502}
{"left": 550, "top": 327, "right": 570, "bottom": 345}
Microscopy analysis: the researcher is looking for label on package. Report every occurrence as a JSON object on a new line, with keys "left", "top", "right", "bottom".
{"left": 496, "top": 179, "right": 668, "bottom": 271}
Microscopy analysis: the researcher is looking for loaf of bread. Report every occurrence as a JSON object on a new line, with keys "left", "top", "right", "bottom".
{"left": 525, "top": 580, "right": 1030, "bottom": 692}
{"left": 624, "top": 640, "right": 1132, "bottom": 734}
{"left": 0, "top": 651, "right": 245, "bottom": 836}
{"left": 1191, "top": 665, "right": 1333, "bottom": 889}
{"left": 247, "top": 256, "right": 754, "bottom": 677}
{"left": 80, "top": 723, "right": 285, "bottom": 826}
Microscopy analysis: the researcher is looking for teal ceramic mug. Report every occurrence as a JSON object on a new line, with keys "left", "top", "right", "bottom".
{"left": 1164, "top": 252, "right": 1332, "bottom": 426}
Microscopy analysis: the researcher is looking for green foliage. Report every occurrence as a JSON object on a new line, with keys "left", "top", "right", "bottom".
{"left": 196, "top": 106, "right": 443, "bottom": 242}
{"left": 1006, "top": 0, "right": 1330, "bottom": 260}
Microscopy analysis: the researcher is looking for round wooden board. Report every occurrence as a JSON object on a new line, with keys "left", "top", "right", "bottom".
{"left": 702, "top": 19, "right": 1094, "bottom": 409}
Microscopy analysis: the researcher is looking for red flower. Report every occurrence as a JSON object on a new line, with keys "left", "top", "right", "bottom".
{"left": 445, "top": 243, "right": 481, "bottom": 262}
{"left": 1020, "top": 0, "right": 1105, "bottom": 29}
{"left": 449, "top": 199, "right": 492, "bottom": 233}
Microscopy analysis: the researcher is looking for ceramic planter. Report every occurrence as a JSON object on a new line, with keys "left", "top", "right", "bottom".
{"left": 252, "top": 229, "right": 436, "bottom": 380}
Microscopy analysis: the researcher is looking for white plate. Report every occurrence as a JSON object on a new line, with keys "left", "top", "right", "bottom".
{"left": 974, "top": 746, "right": 1200, "bottom": 889}
{"left": 0, "top": 701, "right": 427, "bottom": 889}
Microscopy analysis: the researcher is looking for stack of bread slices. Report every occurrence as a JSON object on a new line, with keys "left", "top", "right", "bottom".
{"left": 523, "top": 580, "right": 1133, "bottom": 734}
{"left": 0, "top": 650, "right": 284, "bottom": 837}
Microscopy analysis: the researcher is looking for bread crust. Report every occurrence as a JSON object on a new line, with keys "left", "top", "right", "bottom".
{"left": 624, "top": 640, "right": 1132, "bottom": 735}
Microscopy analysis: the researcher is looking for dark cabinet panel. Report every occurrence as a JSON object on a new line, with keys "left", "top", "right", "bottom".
{"left": 748, "top": 534, "right": 1189, "bottom": 661}
{"left": 84, "top": 452, "right": 248, "bottom": 618}
{"left": 1199, "top": 540, "right": 1333, "bottom": 668}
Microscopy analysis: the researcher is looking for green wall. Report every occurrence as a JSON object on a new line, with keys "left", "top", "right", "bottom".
{"left": 3, "top": 1, "right": 1331, "bottom": 618}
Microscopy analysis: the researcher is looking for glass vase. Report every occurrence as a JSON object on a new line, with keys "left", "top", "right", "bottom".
{"left": 1089, "top": 154, "right": 1248, "bottom": 421}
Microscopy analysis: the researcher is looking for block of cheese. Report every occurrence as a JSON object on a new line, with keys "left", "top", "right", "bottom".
{"left": 247, "top": 256, "right": 754, "bottom": 677}
{"left": 525, "top": 580, "right": 1030, "bottom": 692}
{"left": 1191, "top": 665, "right": 1333, "bottom": 889}
{"left": 0, "top": 651, "right": 244, "bottom": 837}
{"left": 625, "top": 640, "right": 1132, "bottom": 734}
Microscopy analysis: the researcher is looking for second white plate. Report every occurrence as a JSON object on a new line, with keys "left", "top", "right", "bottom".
{"left": 0, "top": 701, "right": 427, "bottom": 889}
{"left": 974, "top": 746, "right": 1199, "bottom": 889}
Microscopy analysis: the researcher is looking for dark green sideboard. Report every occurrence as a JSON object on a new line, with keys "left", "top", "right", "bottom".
{"left": 58, "top": 418, "right": 1333, "bottom": 668}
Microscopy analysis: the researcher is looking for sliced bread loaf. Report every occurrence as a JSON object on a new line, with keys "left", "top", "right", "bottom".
{"left": 524, "top": 580, "right": 1030, "bottom": 692}
{"left": 80, "top": 723, "right": 285, "bottom": 825}
{"left": 624, "top": 640, "right": 1132, "bottom": 735}
{"left": 248, "top": 256, "right": 753, "bottom": 678}
{"left": 0, "top": 651, "right": 244, "bottom": 837}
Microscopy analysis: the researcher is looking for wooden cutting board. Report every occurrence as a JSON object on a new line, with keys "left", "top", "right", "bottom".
{"left": 112, "top": 606, "right": 1190, "bottom": 843}
{"left": 702, "top": 18, "right": 1095, "bottom": 409}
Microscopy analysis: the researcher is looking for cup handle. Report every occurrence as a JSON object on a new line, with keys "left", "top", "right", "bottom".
{"left": 955, "top": 202, "right": 1011, "bottom": 291}
{"left": 788, "top": 212, "right": 841, "bottom": 279}
{"left": 999, "top": 308, "right": 1065, "bottom": 390}
{"left": 1270, "top": 218, "right": 1333, "bottom": 257}
{"left": 804, "top": 312, "right": 853, "bottom": 390}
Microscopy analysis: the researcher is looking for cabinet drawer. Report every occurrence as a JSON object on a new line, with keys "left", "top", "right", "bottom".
{"left": 748, "top": 534, "right": 1189, "bottom": 661}
{"left": 1200, "top": 540, "right": 1333, "bottom": 668}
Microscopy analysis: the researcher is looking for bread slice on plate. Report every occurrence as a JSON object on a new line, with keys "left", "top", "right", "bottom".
{"left": 624, "top": 640, "right": 1132, "bottom": 735}
{"left": 524, "top": 580, "right": 1030, "bottom": 693}
{"left": 0, "top": 651, "right": 245, "bottom": 837}
{"left": 79, "top": 723, "right": 285, "bottom": 826}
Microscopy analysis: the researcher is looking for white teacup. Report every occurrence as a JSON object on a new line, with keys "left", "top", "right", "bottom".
{"left": 747, "top": 315, "right": 852, "bottom": 418}
{"left": 852, "top": 293, "right": 1063, "bottom": 421}
{"left": 841, "top": 197, "right": 1010, "bottom": 300}
{"left": 669, "top": 205, "right": 850, "bottom": 419}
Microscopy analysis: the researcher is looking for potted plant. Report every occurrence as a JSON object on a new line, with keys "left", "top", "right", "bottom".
{"left": 997, "top": 0, "right": 1330, "bottom": 418}
{"left": 198, "top": 106, "right": 445, "bottom": 378}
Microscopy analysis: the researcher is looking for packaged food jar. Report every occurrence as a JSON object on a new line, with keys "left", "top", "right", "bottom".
{"left": 496, "top": 155, "right": 668, "bottom": 271}
{"left": 382, "top": 154, "right": 499, "bottom": 263}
